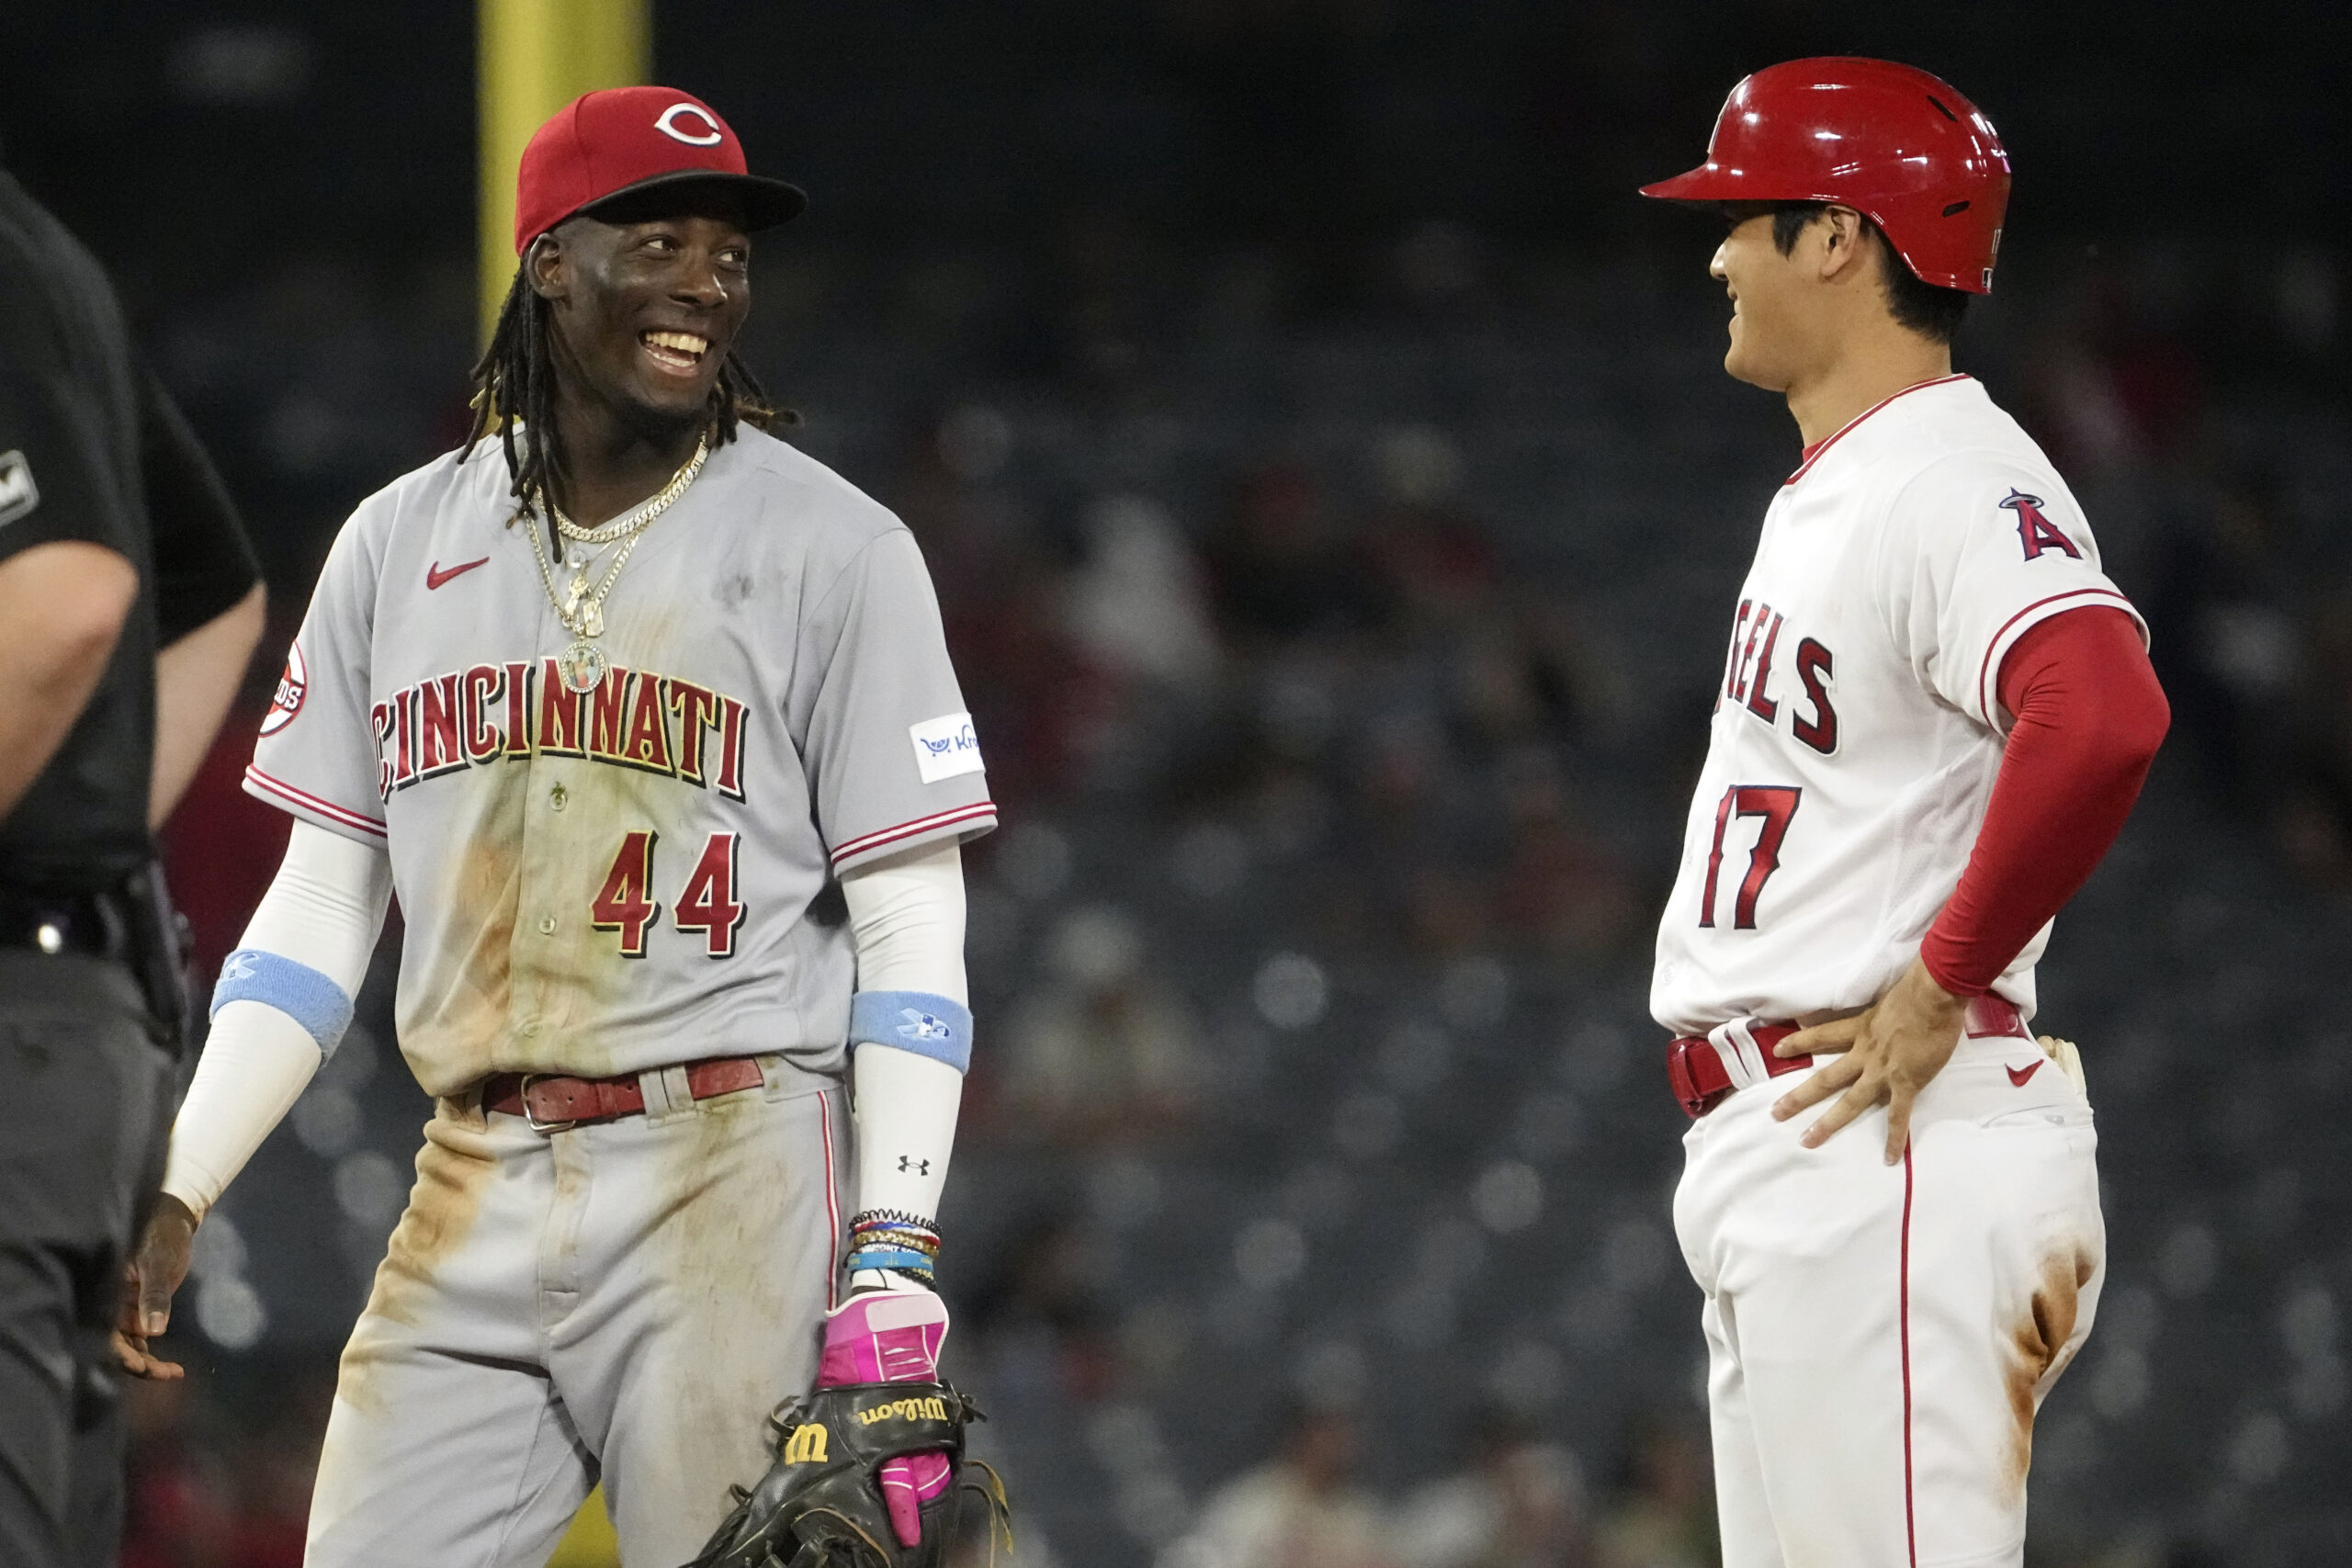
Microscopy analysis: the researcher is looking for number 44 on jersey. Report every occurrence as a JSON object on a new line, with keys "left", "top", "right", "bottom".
{"left": 592, "top": 829, "right": 746, "bottom": 958}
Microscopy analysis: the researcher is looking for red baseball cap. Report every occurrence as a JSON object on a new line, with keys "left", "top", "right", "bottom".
{"left": 513, "top": 86, "right": 806, "bottom": 254}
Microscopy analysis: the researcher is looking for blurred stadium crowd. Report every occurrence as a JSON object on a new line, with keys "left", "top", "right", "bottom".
{"left": 119, "top": 219, "right": 2352, "bottom": 1568}
{"left": 5, "top": 3, "right": 2348, "bottom": 1566}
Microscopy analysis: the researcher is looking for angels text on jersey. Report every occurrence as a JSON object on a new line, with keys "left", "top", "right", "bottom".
{"left": 1717, "top": 598, "right": 1839, "bottom": 757}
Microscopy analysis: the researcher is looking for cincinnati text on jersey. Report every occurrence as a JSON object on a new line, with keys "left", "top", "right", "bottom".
{"left": 370, "top": 659, "right": 750, "bottom": 801}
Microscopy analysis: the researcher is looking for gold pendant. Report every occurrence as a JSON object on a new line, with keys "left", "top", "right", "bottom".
{"left": 557, "top": 639, "right": 609, "bottom": 694}
{"left": 579, "top": 600, "right": 605, "bottom": 638}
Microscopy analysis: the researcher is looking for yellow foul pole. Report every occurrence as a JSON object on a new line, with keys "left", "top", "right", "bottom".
{"left": 479, "top": 0, "right": 651, "bottom": 344}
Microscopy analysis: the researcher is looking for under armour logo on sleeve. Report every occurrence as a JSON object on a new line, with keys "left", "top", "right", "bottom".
{"left": 897, "top": 1156, "right": 932, "bottom": 1175}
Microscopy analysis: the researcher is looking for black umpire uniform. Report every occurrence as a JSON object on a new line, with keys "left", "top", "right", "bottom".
{"left": 0, "top": 167, "right": 260, "bottom": 1564}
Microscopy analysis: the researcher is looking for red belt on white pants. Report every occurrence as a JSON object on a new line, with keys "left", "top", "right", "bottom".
{"left": 1668, "top": 996, "right": 2024, "bottom": 1120}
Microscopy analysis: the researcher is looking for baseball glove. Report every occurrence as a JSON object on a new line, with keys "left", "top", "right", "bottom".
{"left": 678, "top": 1380, "right": 1011, "bottom": 1568}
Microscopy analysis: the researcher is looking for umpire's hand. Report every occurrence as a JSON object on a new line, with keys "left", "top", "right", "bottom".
{"left": 112, "top": 1193, "right": 198, "bottom": 1380}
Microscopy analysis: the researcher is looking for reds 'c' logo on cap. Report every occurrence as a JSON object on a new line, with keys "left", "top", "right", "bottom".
{"left": 655, "top": 103, "right": 724, "bottom": 147}
{"left": 513, "top": 86, "right": 807, "bottom": 254}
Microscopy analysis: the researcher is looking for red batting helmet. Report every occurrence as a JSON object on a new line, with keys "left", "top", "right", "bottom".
{"left": 1640, "top": 58, "right": 2011, "bottom": 294}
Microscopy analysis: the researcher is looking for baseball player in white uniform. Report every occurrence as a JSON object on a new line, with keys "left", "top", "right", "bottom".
{"left": 107, "top": 89, "right": 995, "bottom": 1565}
{"left": 1638, "top": 61, "right": 2171, "bottom": 1567}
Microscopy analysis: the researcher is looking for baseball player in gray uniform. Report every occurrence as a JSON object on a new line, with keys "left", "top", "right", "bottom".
{"left": 110, "top": 88, "right": 995, "bottom": 1566}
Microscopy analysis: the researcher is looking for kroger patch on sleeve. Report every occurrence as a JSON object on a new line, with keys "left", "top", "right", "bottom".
{"left": 907, "top": 712, "right": 983, "bottom": 784}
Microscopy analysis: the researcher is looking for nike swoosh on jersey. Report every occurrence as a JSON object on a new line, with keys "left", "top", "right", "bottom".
{"left": 426, "top": 557, "right": 491, "bottom": 590}
{"left": 2006, "top": 1059, "right": 2043, "bottom": 1088}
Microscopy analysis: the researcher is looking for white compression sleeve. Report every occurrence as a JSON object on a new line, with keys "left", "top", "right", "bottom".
{"left": 161, "top": 820, "right": 395, "bottom": 1219}
{"left": 842, "top": 840, "right": 968, "bottom": 1235}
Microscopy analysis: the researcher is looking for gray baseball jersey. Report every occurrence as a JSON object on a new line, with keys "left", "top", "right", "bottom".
{"left": 246, "top": 424, "right": 996, "bottom": 1097}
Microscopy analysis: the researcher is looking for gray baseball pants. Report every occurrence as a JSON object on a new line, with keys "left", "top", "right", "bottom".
{"left": 304, "top": 1061, "right": 846, "bottom": 1568}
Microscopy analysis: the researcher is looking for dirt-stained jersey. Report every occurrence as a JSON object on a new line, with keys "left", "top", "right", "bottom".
{"left": 1651, "top": 375, "right": 2142, "bottom": 1036}
{"left": 247, "top": 425, "right": 996, "bottom": 1096}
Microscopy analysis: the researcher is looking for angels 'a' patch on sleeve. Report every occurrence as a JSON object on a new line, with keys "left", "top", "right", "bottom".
{"left": 0, "top": 450, "right": 40, "bottom": 527}
{"left": 908, "top": 711, "right": 984, "bottom": 784}
{"left": 1999, "top": 489, "right": 2083, "bottom": 561}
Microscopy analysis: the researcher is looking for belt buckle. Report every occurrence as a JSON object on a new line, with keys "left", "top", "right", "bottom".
{"left": 518, "top": 1073, "right": 577, "bottom": 1134}
{"left": 1666, "top": 1038, "right": 1705, "bottom": 1119}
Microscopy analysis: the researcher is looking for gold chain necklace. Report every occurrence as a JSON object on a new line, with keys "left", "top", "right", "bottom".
{"left": 528, "top": 438, "right": 708, "bottom": 693}
{"left": 551, "top": 438, "right": 707, "bottom": 544}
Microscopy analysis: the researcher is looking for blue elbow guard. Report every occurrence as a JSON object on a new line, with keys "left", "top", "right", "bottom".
{"left": 848, "top": 990, "right": 972, "bottom": 1075}
{"left": 211, "top": 949, "right": 356, "bottom": 1057}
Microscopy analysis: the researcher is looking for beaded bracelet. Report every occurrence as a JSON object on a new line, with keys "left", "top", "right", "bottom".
{"left": 852, "top": 1208, "right": 939, "bottom": 1234}
{"left": 848, "top": 1218, "right": 940, "bottom": 1253}
{"left": 846, "top": 1210, "right": 942, "bottom": 1286}
{"left": 852, "top": 1224, "right": 937, "bottom": 1248}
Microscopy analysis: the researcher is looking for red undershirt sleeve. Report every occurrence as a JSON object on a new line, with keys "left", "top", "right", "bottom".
{"left": 1917, "top": 606, "right": 2170, "bottom": 998}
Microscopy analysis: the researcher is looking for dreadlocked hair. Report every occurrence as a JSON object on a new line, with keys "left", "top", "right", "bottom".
{"left": 459, "top": 262, "right": 795, "bottom": 544}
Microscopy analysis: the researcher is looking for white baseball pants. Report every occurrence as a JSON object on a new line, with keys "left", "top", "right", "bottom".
{"left": 304, "top": 1066, "right": 846, "bottom": 1568}
{"left": 1673, "top": 1027, "right": 2104, "bottom": 1568}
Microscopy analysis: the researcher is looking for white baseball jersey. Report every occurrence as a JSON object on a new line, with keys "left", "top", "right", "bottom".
{"left": 245, "top": 425, "right": 996, "bottom": 1096}
{"left": 1651, "top": 375, "right": 2143, "bottom": 1036}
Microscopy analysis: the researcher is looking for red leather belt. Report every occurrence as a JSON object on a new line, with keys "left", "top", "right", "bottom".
{"left": 1668, "top": 1025, "right": 1808, "bottom": 1120}
{"left": 481, "top": 1055, "right": 766, "bottom": 1130}
{"left": 1668, "top": 997, "right": 2023, "bottom": 1121}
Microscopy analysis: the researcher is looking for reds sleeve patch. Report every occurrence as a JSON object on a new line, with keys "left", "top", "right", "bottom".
{"left": 260, "top": 642, "right": 308, "bottom": 735}
{"left": 908, "top": 711, "right": 983, "bottom": 784}
{"left": 0, "top": 450, "right": 40, "bottom": 527}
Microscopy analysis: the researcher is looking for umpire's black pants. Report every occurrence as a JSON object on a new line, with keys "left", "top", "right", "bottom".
{"left": 0, "top": 950, "right": 175, "bottom": 1568}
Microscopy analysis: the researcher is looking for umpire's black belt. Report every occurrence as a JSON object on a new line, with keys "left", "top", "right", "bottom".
{"left": 0, "top": 883, "right": 134, "bottom": 958}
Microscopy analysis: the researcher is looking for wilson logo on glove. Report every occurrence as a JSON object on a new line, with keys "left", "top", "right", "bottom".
{"left": 860, "top": 1396, "right": 950, "bottom": 1427}
{"left": 781, "top": 1423, "right": 830, "bottom": 1465}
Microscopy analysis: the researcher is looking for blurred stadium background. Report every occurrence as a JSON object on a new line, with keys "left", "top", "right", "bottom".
{"left": 5, "top": 2, "right": 2349, "bottom": 1564}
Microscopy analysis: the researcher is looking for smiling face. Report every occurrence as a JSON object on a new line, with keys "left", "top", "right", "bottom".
{"left": 1711, "top": 203, "right": 1821, "bottom": 392}
{"left": 1709, "top": 200, "right": 1893, "bottom": 394}
{"left": 529, "top": 183, "right": 752, "bottom": 433}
